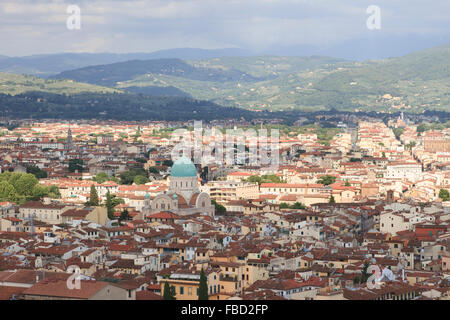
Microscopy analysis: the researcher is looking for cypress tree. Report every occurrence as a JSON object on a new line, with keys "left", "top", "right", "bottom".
{"left": 89, "top": 184, "right": 99, "bottom": 206}
{"left": 163, "top": 281, "right": 176, "bottom": 300}
{"left": 119, "top": 209, "right": 130, "bottom": 224}
{"left": 198, "top": 269, "right": 208, "bottom": 300}
{"left": 105, "top": 191, "right": 114, "bottom": 219}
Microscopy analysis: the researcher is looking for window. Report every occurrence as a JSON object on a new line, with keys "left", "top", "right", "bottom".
{"left": 180, "top": 286, "right": 184, "bottom": 295}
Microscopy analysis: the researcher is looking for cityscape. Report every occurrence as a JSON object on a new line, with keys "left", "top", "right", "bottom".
{"left": 0, "top": 0, "right": 449, "bottom": 306}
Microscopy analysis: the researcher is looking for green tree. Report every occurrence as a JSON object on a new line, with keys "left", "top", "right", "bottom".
{"left": 0, "top": 173, "right": 60, "bottom": 204}
{"left": 280, "top": 202, "right": 306, "bottom": 209}
{"left": 148, "top": 166, "right": 159, "bottom": 174}
{"left": 12, "top": 174, "right": 38, "bottom": 197}
{"left": 119, "top": 209, "right": 131, "bottom": 224}
{"left": 133, "top": 175, "right": 149, "bottom": 185}
{"left": 198, "top": 269, "right": 208, "bottom": 300}
{"left": 26, "top": 165, "right": 48, "bottom": 179}
{"left": 48, "top": 185, "right": 61, "bottom": 198}
{"left": 247, "top": 174, "right": 284, "bottom": 185}
{"left": 105, "top": 191, "right": 114, "bottom": 220}
{"left": 105, "top": 192, "right": 125, "bottom": 220}
{"left": 119, "top": 168, "right": 148, "bottom": 185}
{"left": 212, "top": 200, "right": 226, "bottom": 214}
{"left": 329, "top": 195, "right": 336, "bottom": 203}
{"left": 439, "top": 189, "right": 450, "bottom": 202}
{"left": 88, "top": 184, "right": 99, "bottom": 206}
{"left": 392, "top": 127, "right": 404, "bottom": 140}
{"left": 247, "top": 175, "right": 262, "bottom": 185}
{"left": 317, "top": 175, "right": 336, "bottom": 186}
{"left": 93, "top": 172, "right": 109, "bottom": 184}
{"left": 163, "top": 282, "right": 176, "bottom": 300}
{"left": 163, "top": 160, "right": 174, "bottom": 167}
{"left": 0, "top": 181, "right": 18, "bottom": 202}
{"left": 417, "top": 124, "right": 427, "bottom": 133}
{"left": 68, "top": 159, "right": 84, "bottom": 173}
{"left": 279, "top": 202, "right": 290, "bottom": 209}
{"left": 291, "top": 202, "right": 306, "bottom": 209}
{"left": 30, "top": 184, "right": 48, "bottom": 201}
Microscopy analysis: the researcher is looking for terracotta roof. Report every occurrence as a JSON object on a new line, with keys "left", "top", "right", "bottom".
{"left": 23, "top": 279, "right": 111, "bottom": 299}
{"left": 136, "top": 290, "right": 162, "bottom": 300}
{"left": 147, "top": 211, "right": 180, "bottom": 220}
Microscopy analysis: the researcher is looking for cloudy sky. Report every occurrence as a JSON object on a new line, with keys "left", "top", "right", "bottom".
{"left": 0, "top": 0, "right": 449, "bottom": 57}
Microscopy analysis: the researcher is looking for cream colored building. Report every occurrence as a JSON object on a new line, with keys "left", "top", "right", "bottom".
{"left": 203, "top": 180, "right": 259, "bottom": 204}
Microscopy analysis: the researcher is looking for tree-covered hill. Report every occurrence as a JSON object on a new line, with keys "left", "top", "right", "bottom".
{"left": 0, "top": 72, "right": 120, "bottom": 95}
{"left": 0, "top": 91, "right": 255, "bottom": 121}
{"left": 51, "top": 58, "right": 263, "bottom": 87}
{"left": 49, "top": 45, "right": 450, "bottom": 113}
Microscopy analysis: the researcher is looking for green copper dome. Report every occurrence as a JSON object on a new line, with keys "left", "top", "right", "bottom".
{"left": 170, "top": 156, "right": 197, "bottom": 177}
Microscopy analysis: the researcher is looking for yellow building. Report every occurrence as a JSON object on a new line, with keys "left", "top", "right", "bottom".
{"left": 160, "top": 269, "right": 220, "bottom": 300}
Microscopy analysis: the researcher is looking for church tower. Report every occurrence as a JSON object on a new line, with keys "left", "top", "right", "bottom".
{"left": 66, "top": 125, "right": 73, "bottom": 150}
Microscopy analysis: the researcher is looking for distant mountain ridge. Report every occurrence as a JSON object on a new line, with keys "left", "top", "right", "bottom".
{"left": 0, "top": 48, "right": 252, "bottom": 77}
{"left": 51, "top": 58, "right": 263, "bottom": 87}
{"left": 47, "top": 44, "right": 450, "bottom": 113}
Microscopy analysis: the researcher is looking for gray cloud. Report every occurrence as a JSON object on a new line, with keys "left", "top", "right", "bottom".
{"left": 0, "top": 0, "right": 449, "bottom": 56}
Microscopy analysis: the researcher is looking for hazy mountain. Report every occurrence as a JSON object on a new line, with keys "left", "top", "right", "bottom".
{"left": 0, "top": 48, "right": 252, "bottom": 77}
{"left": 133, "top": 47, "right": 253, "bottom": 60}
{"left": 48, "top": 44, "right": 450, "bottom": 113}
{"left": 261, "top": 34, "right": 450, "bottom": 61}
{"left": 51, "top": 55, "right": 342, "bottom": 85}
{"left": 2, "top": 35, "right": 449, "bottom": 77}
